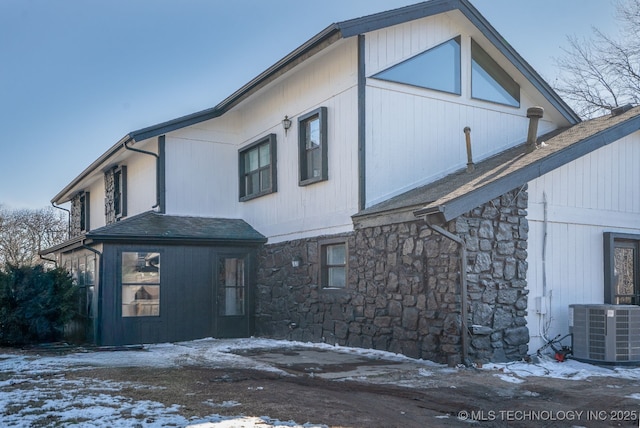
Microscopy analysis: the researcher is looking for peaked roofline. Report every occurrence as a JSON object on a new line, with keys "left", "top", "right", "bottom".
{"left": 53, "top": 0, "right": 579, "bottom": 204}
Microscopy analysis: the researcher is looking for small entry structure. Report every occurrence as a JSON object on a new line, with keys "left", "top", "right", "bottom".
{"left": 42, "top": 211, "right": 266, "bottom": 346}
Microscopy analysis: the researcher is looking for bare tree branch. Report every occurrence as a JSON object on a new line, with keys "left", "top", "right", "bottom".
{"left": 0, "top": 206, "right": 68, "bottom": 268}
{"left": 554, "top": 0, "right": 640, "bottom": 118}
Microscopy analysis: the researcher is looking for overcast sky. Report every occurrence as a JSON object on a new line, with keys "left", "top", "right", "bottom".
{"left": 0, "top": 0, "right": 618, "bottom": 209}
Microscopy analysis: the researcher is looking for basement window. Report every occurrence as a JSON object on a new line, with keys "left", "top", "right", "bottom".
{"left": 121, "top": 251, "right": 160, "bottom": 317}
{"left": 604, "top": 233, "right": 640, "bottom": 305}
{"left": 320, "top": 239, "right": 347, "bottom": 289}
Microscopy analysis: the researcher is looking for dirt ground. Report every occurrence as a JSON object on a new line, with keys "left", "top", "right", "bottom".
{"left": 62, "top": 365, "right": 640, "bottom": 427}
{"left": 4, "top": 345, "right": 640, "bottom": 427}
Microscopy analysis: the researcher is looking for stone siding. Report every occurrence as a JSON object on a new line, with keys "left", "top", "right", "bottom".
{"left": 457, "top": 186, "right": 530, "bottom": 362}
{"left": 104, "top": 169, "right": 116, "bottom": 225}
{"left": 255, "top": 187, "right": 529, "bottom": 364}
{"left": 69, "top": 194, "right": 83, "bottom": 238}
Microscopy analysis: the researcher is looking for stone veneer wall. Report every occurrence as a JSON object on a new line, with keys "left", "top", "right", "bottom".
{"left": 456, "top": 186, "right": 530, "bottom": 362}
{"left": 104, "top": 169, "right": 116, "bottom": 225}
{"left": 69, "top": 194, "right": 83, "bottom": 238}
{"left": 255, "top": 187, "right": 529, "bottom": 364}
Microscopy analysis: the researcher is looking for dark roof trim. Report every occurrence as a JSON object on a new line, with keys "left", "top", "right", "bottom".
{"left": 85, "top": 211, "right": 267, "bottom": 246}
{"left": 115, "top": 25, "right": 343, "bottom": 146}
{"left": 414, "top": 115, "right": 640, "bottom": 221}
{"left": 454, "top": 0, "right": 580, "bottom": 124}
{"left": 84, "top": 235, "right": 266, "bottom": 247}
{"left": 39, "top": 235, "right": 85, "bottom": 256}
{"left": 151, "top": 0, "right": 577, "bottom": 131}
{"left": 52, "top": 28, "right": 343, "bottom": 205}
{"left": 338, "top": 0, "right": 454, "bottom": 36}
{"left": 52, "top": 135, "right": 131, "bottom": 204}
{"left": 54, "top": 0, "right": 578, "bottom": 204}
{"left": 339, "top": 0, "right": 578, "bottom": 124}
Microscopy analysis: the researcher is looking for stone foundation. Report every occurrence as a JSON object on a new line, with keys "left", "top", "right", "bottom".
{"left": 255, "top": 187, "right": 529, "bottom": 364}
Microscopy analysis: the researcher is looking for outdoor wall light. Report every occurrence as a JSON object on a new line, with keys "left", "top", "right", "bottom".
{"left": 282, "top": 115, "right": 292, "bottom": 133}
{"left": 291, "top": 256, "right": 302, "bottom": 268}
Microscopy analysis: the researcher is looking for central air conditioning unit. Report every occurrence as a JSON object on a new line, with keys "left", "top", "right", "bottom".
{"left": 569, "top": 304, "right": 640, "bottom": 365}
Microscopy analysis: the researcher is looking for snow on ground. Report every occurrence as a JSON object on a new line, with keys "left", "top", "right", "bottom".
{"left": 2, "top": 337, "right": 640, "bottom": 427}
{"left": 484, "top": 355, "right": 640, "bottom": 382}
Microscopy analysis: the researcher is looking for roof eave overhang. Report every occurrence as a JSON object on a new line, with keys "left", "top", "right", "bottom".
{"left": 87, "top": 234, "right": 267, "bottom": 247}
{"left": 336, "top": 0, "right": 454, "bottom": 37}
{"left": 51, "top": 134, "right": 133, "bottom": 205}
{"left": 51, "top": 26, "right": 344, "bottom": 205}
{"left": 39, "top": 235, "right": 86, "bottom": 256}
{"left": 215, "top": 25, "right": 343, "bottom": 113}
{"left": 52, "top": 0, "right": 579, "bottom": 204}
{"left": 338, "top": 0, "right": 579, "bottom": 124}
{"left": 455, "top": 0, "right": 580, "bottom": 124}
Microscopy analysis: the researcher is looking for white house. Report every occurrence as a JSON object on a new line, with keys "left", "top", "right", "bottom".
{"left": 41, "top": 0, "right": 640, "bottom": 364}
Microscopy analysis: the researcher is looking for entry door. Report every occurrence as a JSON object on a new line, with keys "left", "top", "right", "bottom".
{"left": 215, "top": 255, "right": 250, "bottom": 337}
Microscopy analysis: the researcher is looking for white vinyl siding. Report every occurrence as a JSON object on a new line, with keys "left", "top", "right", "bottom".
{"left": 86, "top": 180, "right": 105, "bottom": 231}
{"left": 363, "top": 12, "right": 568, "bottom": 207}
{"left": 526, "top": 131, "right": 640, "bottom": 351}
{"left": 125, "top": 143, "right": 158, "bottom": 217}
{"left": 164, "top": 39, "right": 359, "bottom": 243}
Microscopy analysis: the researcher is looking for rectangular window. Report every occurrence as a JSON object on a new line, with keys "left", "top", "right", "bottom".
{"left": 79, "top": 192, "right": 90, "bottom": 233}
{"left": 121, "top": 251, "right": 160, "bottom": 317}
{"left": 239, "top": 134, "right": 277, "bottom": 201}
{"left": 298, "top": 107, "right": 328, "bottom": 185}
{"left": 321, "top": 239, "right": 347, "bottom": 289}
{"left": 604, "top": 233, "right": 640, "bottom": 305}
{"left": 114, "top": 166, "right": 127, "bottom": 219}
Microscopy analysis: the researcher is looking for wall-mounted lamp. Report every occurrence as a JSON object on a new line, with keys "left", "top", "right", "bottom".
{"left": 282, "top": 115, "right": 292, "bottom": 134}
{"left": 291, "top": 256, "right": 302, "bottom": 268}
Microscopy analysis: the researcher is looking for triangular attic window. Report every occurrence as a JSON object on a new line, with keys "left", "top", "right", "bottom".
{"left": 372, "top": 36, "right": 461, "bottom": 95}
{"left": 471, "top": 39, "right": 520, "bottom": 107}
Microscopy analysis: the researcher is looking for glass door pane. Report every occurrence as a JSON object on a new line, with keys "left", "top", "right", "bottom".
{"left": 218, "top": 257, "right": 245, "bottom": 316}
{"left": 615, "top": 242, "right": 638, "bottom": 304}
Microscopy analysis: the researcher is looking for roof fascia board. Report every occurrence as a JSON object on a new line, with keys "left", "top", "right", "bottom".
{"left": 134, "top": 25, "right": 342, "bottom": 131}
{"left": 130, "top": 107, "right": 222, "bottom": 143}
{"left": 52, "top": 28, "right": 344, "bottom": 204}
{"left": 214, "top": 25, "right": 342, "bottom": 113}
{"left": 39, "top": 235, "right": 85, "bottom": 255}
{"left": 336, "top": 0, "right": 454, "bottom": 37}
{"left": 53, "top": 0, "right": 579, "bottom": 204}
{"left": 86, "top": 235, "right": 267, "bottom": 246}
{"left": 418, "top": 116, "right": 640, "bottom": 221}
{"left": 52, "top": 134, "right": 133, "bottom": 204}
{"left": 339, "top": 0, "right": 579, "bottom": 124}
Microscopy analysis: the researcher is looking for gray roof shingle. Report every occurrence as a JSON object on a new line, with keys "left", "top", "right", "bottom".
{"left": 86, "top": 211, "right": 266, "bottom": 245}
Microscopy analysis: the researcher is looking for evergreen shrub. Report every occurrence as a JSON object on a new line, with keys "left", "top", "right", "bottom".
{"left": 0, "top": 265, "right": 77, "bottom": 345}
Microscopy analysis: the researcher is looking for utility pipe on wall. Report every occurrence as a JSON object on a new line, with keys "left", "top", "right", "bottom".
{"left": 51, "top": 201, "right": 71, "bottom": 240}
{"left": 464, "top": 127, "right": 474, "bottom": 172}
{"left": 526, "top": 107, "right": 544, "bottom": 153}
{"left": 426, "top": 219, "right": 469, "bottom": 366}
{"left": 123, "top": 139, "right": 161, "bottom": 211}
